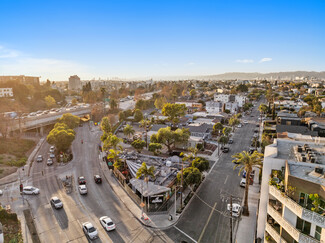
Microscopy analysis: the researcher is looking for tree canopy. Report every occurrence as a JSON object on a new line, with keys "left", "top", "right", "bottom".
{"left": 131, "top": 139, "right": 146, "bottom": 153}
{"left": 57, "top": 113, "right": 80, "bottom": 129}
{"left": 177, "top": 167, "right": 202, "bottom": 188}
{"left": 134, "top": 109, "right": 143, "bottom": 122}
{"left": 192, "top": 157, "right": 210, "bottom": 172}
{"left": 162, "top": 103, "right": 186, "bottom": 125}
{"left": 47, "top": 123, "right": 75, "bottom": 152}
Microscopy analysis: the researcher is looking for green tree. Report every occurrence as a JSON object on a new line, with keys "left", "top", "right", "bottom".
{"left": 258, "top": 103, "right": 268, "bottom": 114}
{"left": 140, "top": 119, "right": 152, "bottom": 148}
{"left": 101, "top": 116, "right": 112, "bottom": 134}
{"left": 47, "top": 123, "right": 75, "bottom": 152}
{"left": 177, "top": 167, "right": 202, "bottom": 189}
{"left": 71, "top": 98, "right": 78, "bottom": 106}
{"left": 213, "top": 122, "right": 223, "bottom": 136}
{"left": 131, "top": 139, "right": 146, "bottom": 153}
{"left": 218, "top": 135, "right": 229, "bottom": 147}
{"left": 109, "top": 98, "right": 118, "bottom": 110}
{"left": 136, "top": 162, "right": 156, "bottom": 209}
{"left": 309, "top": 194, "right": 321, "bottom": 213}
{"left": 123, "top": 124, "right": 135, "bottom": 139}
{"left": 232, "top": 151, "right": 263, "bottom": 216}
{"left": 148, "top": 143, "right": 162, "bottom": 155}
{"left": 154, "top": 97, "right": 167, "bottom": 109}
{"left": 190, "top": 89, "right": 196, "bottom": 98}
{"left": 236, "top": 84, "right": 248, "bottom": 92}
{"left": 162, "top": 103, "right": 186, "bottom": 127}
{"left": 45, "top": 95, "right": 56, "bottom": 108}
{"left": 134, "top": 109, "right": 143, "bottom": 122}
{"left": 58, "top": 113, "right": 80, "bottom": 129}
{"left": 192, "top": 157, "right": 210, "bottom": 172}
{"left": 103, "top": 133, "right": 122, "bottom": 151}
{"left": 107, "top": 149, "right": 123, "bottom": 170}
{"left": 228, "top": 116, "right": 240, "bottom": 129}
{"left": 222, "top": 127, "right": 232, "bottom": 137}
{"left": 151, "top": 127, "right": 190, "bottom": 153}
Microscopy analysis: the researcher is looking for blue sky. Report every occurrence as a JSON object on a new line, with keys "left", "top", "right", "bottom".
{"left": 0, "top": 0, "right": 324, "bottom": 80}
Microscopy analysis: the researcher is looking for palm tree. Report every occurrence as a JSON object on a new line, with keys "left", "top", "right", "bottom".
{"left": 123, "top": 124, "right": 135, "bottom": 139}
{"left": 140, "top": 119, "right": 152, "bottom": 148}
{"left": 136, "top": 162, "right": 155, "bottom": 215}
{"left": 232, "top": 151, "right": 263, "bottom": 216}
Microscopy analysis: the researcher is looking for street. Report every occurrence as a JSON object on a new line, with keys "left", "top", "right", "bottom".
{"left": 163, "top": 102, "right": 262, "bottom": 243}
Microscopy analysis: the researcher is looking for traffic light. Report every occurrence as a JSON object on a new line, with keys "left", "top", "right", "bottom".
{"left": 20, "top": 184, "right": 23, "bottom": 192}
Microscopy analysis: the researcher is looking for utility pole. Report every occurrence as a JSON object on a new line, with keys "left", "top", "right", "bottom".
{"left": 180, "top": 159, "right": 184, "bottom": 209}
{"left": 230, "top": 195, "right": 233, "bottom": 243}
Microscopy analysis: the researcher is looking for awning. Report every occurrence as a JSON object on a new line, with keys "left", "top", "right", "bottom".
{"left": 130, "top": 178, "right": 171, "bottom": 197}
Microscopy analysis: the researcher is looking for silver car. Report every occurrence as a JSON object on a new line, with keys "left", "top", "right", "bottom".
{"left": 23, "top": 186, "right": 40, "bottom": 195}
{"left": 50, "top": 197, "right": 63, "bottom": 209}
{"left": 82, "top": 222, "right": 98, "bottom": 240}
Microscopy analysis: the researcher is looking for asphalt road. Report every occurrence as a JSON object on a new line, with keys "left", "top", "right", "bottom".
{"left": 163, "top": 102, "right": 263, "bottom": 243}
{"left": 21, "top": 124, "right": 172, "bottom": 243}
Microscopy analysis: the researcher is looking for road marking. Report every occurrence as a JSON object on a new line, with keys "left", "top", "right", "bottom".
{"left": 197, "top": 202, "right": 217, "bottom": 243}
{"left": 224, "top": 175, "right": 229, "bottom": 185}
{"left": 208, "top": 157, "right": 219, "bottom": 174}
{"left": 173, "top": 226, "right": 198, "bottom": 243}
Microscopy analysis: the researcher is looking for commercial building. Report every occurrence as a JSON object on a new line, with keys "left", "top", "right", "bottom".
{"left": 257, "top": 134, "right": 325, "bottom": 242}
{"left": 0, "top": 75, "right": 40, "bottom": 85}
{"left": 68, "top": 75, "right": 82, "bottom": 91}
{"left": 0, "top": 88, "right": 13, "bottom": 97}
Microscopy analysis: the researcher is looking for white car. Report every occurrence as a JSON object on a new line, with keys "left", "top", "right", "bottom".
{"left": 47, "top": 158, "right": 53, "bottom": 166}
{"left": 50, "top": 146, "right": 55, "bottom": 153}
{"left": 82, "top": 222, "right": 98, "bottom": 240}
{"left": 50, "top": 197, "right": 63, "bottom": 209}
{"left": 227, "top": 203, "right": 241, "bottom": 217}
{"left": 0, "top": 190, "right": 3, "bottom": 196}
{"left": 243, "top": 120, "right": 248, "bottom": 124}
{"left": 79, "top": 185, "right": 88, "bottom": 195}
{"left": 23, "top": 186, "right": 40, "bottom": 195}
{"left": 237, "top": 124, "right": 242, "bottom": 128}
{"left": 100, "top": 216, "right": 116, "bottom": 231}
{"left": 240, "top": 178, "right": 246, "bottom": 187}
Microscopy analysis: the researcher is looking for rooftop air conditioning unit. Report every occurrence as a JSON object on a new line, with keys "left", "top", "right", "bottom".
{"left": 297, "top": 146, "right": 302, "bottom": 152}
{"left": 302, "top": 156, "right": 306, "bottom": 162}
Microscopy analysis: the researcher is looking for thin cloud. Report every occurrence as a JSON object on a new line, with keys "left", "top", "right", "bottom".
{"left": 0, "top": 46, "right": 20, "bottom": 58}
{"left": 186, "top": 62, "right": 195, "bottom": 66}
{"left": 235, "top": 59, "right": 254, "bottom": 63}
{"left": 259, "top": 57, "right": 272, "bottom": 63}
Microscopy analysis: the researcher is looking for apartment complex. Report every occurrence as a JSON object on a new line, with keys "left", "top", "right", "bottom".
{"left": 257, "top": 134, "right": 325, "bottom": 243}
{"left": 0, "top": 75, "right": 40, "bottom": 85}
{"left": 0, "top": 88, "right": 13, "bottom": 97}
{"left": 68, "top": 75, "right": 82, "bottom": 91}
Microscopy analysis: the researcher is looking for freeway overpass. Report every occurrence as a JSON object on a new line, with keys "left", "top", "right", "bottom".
{"left": 11, "top": 107, "right": 91, "bottom": 135}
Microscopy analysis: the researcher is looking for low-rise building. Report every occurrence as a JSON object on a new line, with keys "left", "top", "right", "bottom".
{"left": 257, "top": 134, "right": 325, "bottom": 242}
{"left": 224, "top": 102, "right": 238, "bottom": 113}
{"left": 206, "top": 101, "right": 223, "bottom": 113}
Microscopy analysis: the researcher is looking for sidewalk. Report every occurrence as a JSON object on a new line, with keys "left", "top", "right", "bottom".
{"left": 235, "top": 182, "right": 260, "bottom": 243}
{"left": 99, "top": 159, "right": 181, "bottom": 229}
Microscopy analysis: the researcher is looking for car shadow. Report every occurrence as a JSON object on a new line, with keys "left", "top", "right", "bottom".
{"left": 88, "top": 237, "right": 103, "bottom": 243}
{"left": 52, "top": 207, "right": 69, "bottom": 229}
{"left": 106, "top": 230, "right": 125, "bottom": 243}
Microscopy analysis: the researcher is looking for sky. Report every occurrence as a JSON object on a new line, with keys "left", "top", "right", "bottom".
{"left": 0, "top": 0, "right": 325, "bottom": 81}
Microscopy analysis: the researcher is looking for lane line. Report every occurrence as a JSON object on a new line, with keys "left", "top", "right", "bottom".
{"left": 173, "top": 226, "right": 198, "bottom": 243}
{"left": 224, "top": 175, "right": 229, "bottom": 185}
{"left": 197, "top": 202, "right": 217, "bottom": 243}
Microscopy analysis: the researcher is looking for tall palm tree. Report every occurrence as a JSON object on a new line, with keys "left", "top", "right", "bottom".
{"left": 136, "top": 162, "right": 155, "bottom": 214}
{"left": 232, "top": 151, "right": 263, "bottom": 216}
{"left": 140, "top": 119, "right": 152, "bottom": 148}
{"left": 123, "top": 124, "right": 135, "bottom": 139}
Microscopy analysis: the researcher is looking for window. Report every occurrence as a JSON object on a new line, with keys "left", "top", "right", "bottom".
{"left": 296, "top": 218, "right": 311, "bottom": 235}
{"left": 315, "top": 225, "right": 321, "bottom": 240}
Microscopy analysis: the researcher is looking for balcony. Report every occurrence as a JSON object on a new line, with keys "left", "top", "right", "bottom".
{"left": 267, "top": 204, "right": 320, "bottom": 243}
{"left": 265, "top": 222, "right": 288, "bottom": 243}
{"left": 269, "top": 185, "right": 325, "bottom": 228}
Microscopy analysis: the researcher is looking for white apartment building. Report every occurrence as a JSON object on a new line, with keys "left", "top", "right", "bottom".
{"left": 206, "top": 101, "right": 223, "bottom": 113}
{"left": 68, "top": 75, "right": 82, "bottom": 91}
{"left": 214, "top": 93, "right": 246, "bottom": 108}
{"left": 257, "top": 134, "right": 325, "bottom": 243}
{"left": 224, "top": 102, "right": 238, "bottom": 113}
{"left": 0, "top": 88, "right": 13, "bottom": 97}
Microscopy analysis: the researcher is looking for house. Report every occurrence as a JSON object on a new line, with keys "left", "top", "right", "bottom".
{"left": 183, "top": 123, "right": 213, "bottom": 140}
{"left": 175, "top": 101, "right": 203, "bottom": 114}
{"left": 0, "top": 88, "right": 13, "bottom": 97}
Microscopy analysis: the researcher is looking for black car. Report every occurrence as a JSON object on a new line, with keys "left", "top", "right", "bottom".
{"left": 221, "top": 147, "right": 229, "bottom": 153}
{"left": 78, "top": 176, "right": 86, "bottom": 185}
{"left": 94, "top": 175, "right": 102, "bottom": 184}
{"left": 228, "top": 139, "right": 233, "bottom": 144}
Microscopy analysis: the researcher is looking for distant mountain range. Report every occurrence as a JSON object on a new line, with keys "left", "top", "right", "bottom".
{"left": 138, "top": 71, "right": 325, "bottom": 81}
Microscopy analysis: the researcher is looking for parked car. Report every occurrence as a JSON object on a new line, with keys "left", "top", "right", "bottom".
{"left": 94, "top": 175, "right": 102, "bottom": 184}
{"left": 228, "top": 139, "right": 233, "bottom": 144}
{"left": 227, "top": 203, "right": 241, "bottom": 217}
{"left": 23, "top": 186, "right": 40, "bottom": 195}
{"left": 49, "top": 146, "right": 55, "bottom": 153}
{"left": 221, "top": 147, "right": 229, "bottom": 153}
{"left": 237, "top": 124, "right": 242, "bottom": 128}
{"left": 47, "top": 158, "right": 53, "bottom": 166}
{"left": 78, "top": 176, "right": 86, "bottom": 185}
{"left": 249, "top": 147, "right": 256, "bottom": 154}
{"left": 240, "top": 178, "right": 246, "bottom": 187}
{"left": 49, "top": 153, "right": 55, "bottom": 159}
{"left": 99, "top": 216, "right": 116, "bottom": 231}
{"left": 36, "top": 155, "right": 43, "bottom": 162}
{"left": 79, "top": 185, "right": 88, "bottom": 195}
{"left": 243, "top": 120, "right": 248, "bottom": 124}
{"left": 82, "top": 222, "right": 98, "bottom": 240}
{"left": 50, "top": 197, "right": 63, "bottom": 209}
